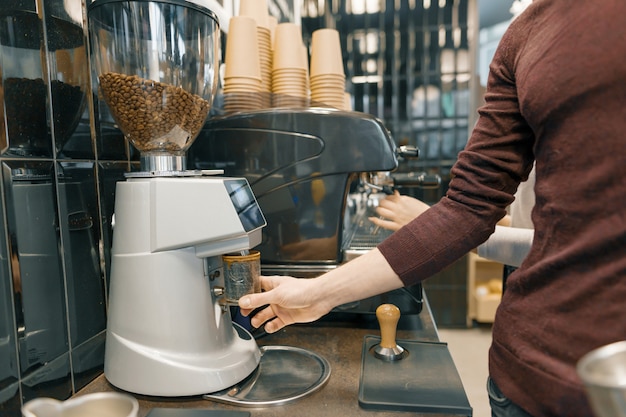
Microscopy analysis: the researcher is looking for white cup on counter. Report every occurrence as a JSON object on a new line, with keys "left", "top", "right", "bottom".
{"left": 22, "top": 392, "right": 139, "bottom": 417}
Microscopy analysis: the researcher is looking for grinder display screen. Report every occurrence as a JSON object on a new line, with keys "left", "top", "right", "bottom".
{"left": 224, "top": 179, "right": 266, "bottom": 232}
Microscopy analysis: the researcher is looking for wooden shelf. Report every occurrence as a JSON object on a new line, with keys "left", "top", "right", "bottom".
{"left": 466, "top": 252, "right": 503, "bottom": 326}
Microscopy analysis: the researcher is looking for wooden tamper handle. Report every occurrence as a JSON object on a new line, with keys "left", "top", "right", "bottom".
{"left": 373, "top": 304, "right": 405, "bottom": 361}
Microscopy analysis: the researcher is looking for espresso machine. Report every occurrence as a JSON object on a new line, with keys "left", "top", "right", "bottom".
{"left": 88, "top": 0, "right": 267, "bottom": 396}
{"left": 190, "top": 109, "right": 440, "bottom": 316}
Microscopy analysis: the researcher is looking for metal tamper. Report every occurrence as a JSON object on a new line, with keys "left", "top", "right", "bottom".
{"left": 373, "top": 304, "right": 406, "bottom": 361}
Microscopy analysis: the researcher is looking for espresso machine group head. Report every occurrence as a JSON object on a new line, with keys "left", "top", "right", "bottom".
{"left": 88, "top": 0, "right": 265, "bottom": 396}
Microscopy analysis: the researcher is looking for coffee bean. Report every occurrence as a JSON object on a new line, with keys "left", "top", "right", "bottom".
{"left": 3, "top": 77, "right": 84, "bottom": 155}
{"left": 98, "top": 72, "right": 210, "bottom": 152}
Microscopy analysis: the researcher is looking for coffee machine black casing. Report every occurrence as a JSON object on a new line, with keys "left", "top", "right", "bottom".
{"left": 189, "top": 108, "right": 423, "bottom": 315}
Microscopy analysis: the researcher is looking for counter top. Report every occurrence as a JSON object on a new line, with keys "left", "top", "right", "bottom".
{"left": 78, "top": 297, "right": 470, "bottom": 416}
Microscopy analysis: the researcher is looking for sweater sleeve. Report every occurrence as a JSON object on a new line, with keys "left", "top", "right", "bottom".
{"left": 477, "top": 226, "right": 534, "bottom": 267}
{"left": 378, "top": 16, "right": 536, "bottom": 286}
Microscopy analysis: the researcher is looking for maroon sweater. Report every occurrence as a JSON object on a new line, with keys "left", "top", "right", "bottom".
{"left": 378, "top": 1, "right": 626, "bottom": 416}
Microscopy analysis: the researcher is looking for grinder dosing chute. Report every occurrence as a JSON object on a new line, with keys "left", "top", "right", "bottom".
{"left": 89, "top": 0, "right": 265, "bottom": 396}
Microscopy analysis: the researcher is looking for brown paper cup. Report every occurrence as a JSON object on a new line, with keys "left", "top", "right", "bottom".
{"left": 273, "top": 23, "right": 306, "bottom": 71}
{"left": 224, "top": 16, "right": 261, "bottom": 80}
{"left": 310, "top": 28, "right": 345, "bottom": 77}
{"left": 343, "top": 92, "right": 352, "bottom": 111}
{"left": 238, "top": 0, "right": 269, "bottom": 29}
{"left": 268, "top": 15, "right": 277, "bottom": 45}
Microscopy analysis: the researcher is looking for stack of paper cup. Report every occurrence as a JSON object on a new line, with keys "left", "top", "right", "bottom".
{"left": 301, "top": 44, "right": 311, "bottom": 97}
{"left": 223, "top": 16, "right": 263, "bottom": 113}
{"left": 272, "top": 23, "right": 309, "bottom": 108}
{"left": 343, "top": 91, "right": 352, "bottom": 111}
{"left": 238, "top": 0, "right": 272, "bottom": 108}
{"left": 268, "top": 16, "right": 277, "bottom": 45}
{"left": 310, "top": 28, "right": 346, "bottom": 109}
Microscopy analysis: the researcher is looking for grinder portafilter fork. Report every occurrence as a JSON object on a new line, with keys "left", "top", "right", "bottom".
{"left": 373, "top": 304, "right": 407, "bottom": 361}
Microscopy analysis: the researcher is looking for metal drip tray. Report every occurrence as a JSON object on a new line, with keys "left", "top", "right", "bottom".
{"left": 342, "top": 201, "right": 393, "bottom": 261}
{"left": 347, "top": 226, "right": 393, "bottom": 249}
{"left": 203, "top": 345, "right": 331, "bottom": 407}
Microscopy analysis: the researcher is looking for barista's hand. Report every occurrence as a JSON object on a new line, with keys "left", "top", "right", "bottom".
{"left": 368, "top": 191, "right": 431, "bottom": 231}
{"left": 238, "top": 275, "right": 333, "bottom": 333}
{"left": 239, "top": 248, "right": 403, "bottom": 333}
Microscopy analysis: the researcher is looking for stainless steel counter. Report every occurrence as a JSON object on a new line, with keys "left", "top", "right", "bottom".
{"left": 77, "top": 295, "right": 471, "bottom": 416}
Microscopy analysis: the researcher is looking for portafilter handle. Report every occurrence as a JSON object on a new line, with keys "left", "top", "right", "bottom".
{"left": 374, "top": 304, "right": 406, "bottom": 361}
{"left": 363, "top": 171, "right": 442, "bottom": 195}
{"left": 393, "top": 145, "right": 441, "bottom": 190}
{"left": 391, "top": 172, "right": 441, "bottom": 190}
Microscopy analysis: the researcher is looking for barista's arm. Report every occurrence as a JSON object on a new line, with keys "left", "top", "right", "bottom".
{"left": 239, "top": 248, "right": 403, "bottom": 333}
{"left": 370, "top": 191, "right": 511, "bottom": 232}
{"left": 476, "top": 225, "right": 533, "bottom": 267}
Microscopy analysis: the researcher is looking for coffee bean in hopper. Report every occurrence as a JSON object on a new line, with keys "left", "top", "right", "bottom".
{"left": 98, "top": 72, "right": 210, "bottom": 152}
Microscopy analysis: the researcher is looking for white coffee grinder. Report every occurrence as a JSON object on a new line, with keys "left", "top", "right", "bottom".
{"left": 88, "top": 0, "right": 265, "bottom": 396}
